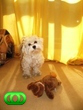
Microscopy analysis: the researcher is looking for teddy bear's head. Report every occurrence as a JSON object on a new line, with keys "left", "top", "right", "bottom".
{"left": 27, "top": 82, "right": 45, "bottom": 97}
{"left": 43, "top": 75, "right": 61, "bottom": 99}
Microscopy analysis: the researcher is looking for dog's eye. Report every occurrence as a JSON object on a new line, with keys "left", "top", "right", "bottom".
{"left": 28, "top": 43, "right": 31, "bottom": 46}
{"left": 34, "top": 41, "right": 37, "bottom": 43}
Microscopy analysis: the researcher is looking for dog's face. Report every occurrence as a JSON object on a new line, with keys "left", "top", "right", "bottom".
{"left": 21, "top": 36, "right": 43, "bottom": 54}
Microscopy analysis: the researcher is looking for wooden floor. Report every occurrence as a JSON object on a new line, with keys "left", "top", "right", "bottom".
{"left": 0, "top": 58, "right": 83, "bottom": 110}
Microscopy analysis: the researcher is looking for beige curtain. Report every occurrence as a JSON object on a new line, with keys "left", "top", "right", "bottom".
{"left": 0, "top": 0, "right": 83, "bottom": 65}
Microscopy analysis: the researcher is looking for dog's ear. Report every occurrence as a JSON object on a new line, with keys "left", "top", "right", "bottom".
{"left": 39, "top": 37, "right": 43, "bottom": 43}
{"left": 39, "top": 37, "right": 44, "bottom": 51}
{"left": 21, "top": 37, "right": 26, "bottom": 54}
{"left": 21, "top": 45, "right": 27, "bottom": 54}
{"left": 22, "top": 36, "right": 27, "bottom": 44}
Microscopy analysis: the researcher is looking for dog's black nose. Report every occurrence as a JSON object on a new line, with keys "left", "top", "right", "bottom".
{"left": 33, "top": 45, "right": 36, "bottom": 49}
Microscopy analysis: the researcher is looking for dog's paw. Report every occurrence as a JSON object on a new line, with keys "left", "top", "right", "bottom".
{"left": 22, "top": 74, "right": 31, "bottom": 78}
{"left": 37, "top": 72, "right": 41, "bottom": 76}
{"left": 33, "top": 71, "right": 41, "bottom": 76}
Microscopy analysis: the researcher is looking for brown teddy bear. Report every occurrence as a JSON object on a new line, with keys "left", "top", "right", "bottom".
{"left": 27, "top": 72, "right": 61, "bottom": 99}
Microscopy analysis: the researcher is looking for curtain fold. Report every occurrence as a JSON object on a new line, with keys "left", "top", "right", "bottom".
{"left": 0, "top": 0, "right": 83, "bottom": 65}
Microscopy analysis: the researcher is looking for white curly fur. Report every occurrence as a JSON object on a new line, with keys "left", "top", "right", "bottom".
{"left": 21, "top": 35, "right": 44, "bottom": 78}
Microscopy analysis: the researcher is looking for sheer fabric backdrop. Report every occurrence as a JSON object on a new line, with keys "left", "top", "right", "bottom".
{"left": 0, "top": 0, "right": 83, "bottom": 64}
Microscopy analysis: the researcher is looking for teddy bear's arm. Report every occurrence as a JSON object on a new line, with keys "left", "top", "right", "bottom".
{"left": 45, "top": 85, "right": 54, "bottom": 99}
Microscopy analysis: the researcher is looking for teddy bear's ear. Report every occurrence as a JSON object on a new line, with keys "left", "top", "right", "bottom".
{"left": 27, "top": 82, "right": 34, "bottom": 90}
{"left": 50, "top": 71, "right": 57, "bottom": 77}
{"left": 27, "top": 82, "right": 40, "bottom": 96}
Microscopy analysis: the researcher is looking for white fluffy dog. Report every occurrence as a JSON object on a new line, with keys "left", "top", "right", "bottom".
{"left": 21, "top": 35, "right": 44, "bottom": 78}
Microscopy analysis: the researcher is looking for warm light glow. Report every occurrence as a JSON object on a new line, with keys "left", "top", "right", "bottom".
{"left": 17, "top": 21, "right": 23, "bottom": 39}
{"left": 61, "top": 0, "right": 81, "bottom": 4}
{"left": 48, "top": 23, "right": 54, "bottom": 59}
{"left": 48, "top": 0, "right": 55, "bottom": 1}
{"left": 3, "top": 14, "right": 15, "bottom": 28}
{"left": 14, "top": 0, "right": 17, "bottom": 2}
{"left": 3, "top": 14, "right": 18, "bottom": 44}
{"left": 48, "top": 64, "right": 56, "bottom": 72}
{"left": 39, "top": 18, "right": 42, "bottom": 36}
{"left": 0, "top": 64, "right": 19, "bottom": 94}
{"left": 61, "top": 24, "right": 82, "bottom": 63}
{"left": 21, "top": 16, "right": 34, "bottom": 36}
